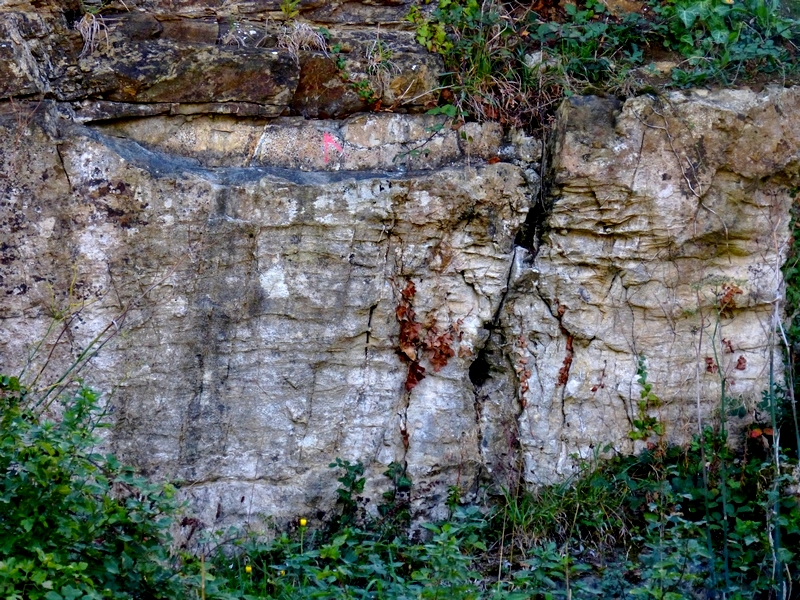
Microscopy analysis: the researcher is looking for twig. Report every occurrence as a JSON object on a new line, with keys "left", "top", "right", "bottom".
{"left": 29, "top": 250, "right": 195, "bottom": 412}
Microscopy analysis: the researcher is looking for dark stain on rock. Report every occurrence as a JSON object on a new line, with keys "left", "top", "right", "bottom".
{"left": 290, "top": 54, "right": 367, "bottom": 119}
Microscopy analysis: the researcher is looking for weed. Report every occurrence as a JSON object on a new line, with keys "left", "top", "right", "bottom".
{"left": 330, "top": 43, "right": 347, "bottom": 71}
{"left": 781, "top": 187, "right": 800, "bottom": 459}
{"left": 199, "top": 433, "right": 794, "bottom": 597}
{"left": 653, "top": 0, "right": 799, "bottom": 85}
{"left": 407, "top": 0, "right": 560, "bottom": 129}
{"left": 630, "top": 355, "right": 665, "bottom": 441}
{"left": 351, "top": 78, "right": 378, "bottom": 104}
{"left": 328, "top": 458, "right": 366, "bottom": 529}
{"left": 365, "top": 38, "right": 400, "bottom": 99}
{"left": 74, "top": 0, "right": 132, "bottom": 57}
{"left": 0, "top": 376, "right": 195, "bottom": 599}
{"left": 6, "top": 371, "right": 797, "bottom": 599}
{"left": 277, "top": 21, "right": 328, "bottom": 64}
{"left": 279, "top": 0, "right": 300, "bottom": 20}
{"left": 379, "top": 462, "right": 413, "bottom": 536}
{"left": 407, "top": 0, "right": 800, "bottom": 130}
{"left": 75, "top": 10, "right": 109, "bottom": 57}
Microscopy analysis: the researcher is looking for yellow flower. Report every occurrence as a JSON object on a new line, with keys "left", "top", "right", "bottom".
{"left": 245, "top": 565, "right": 252, "bottom": 574}
{"left": 299, "top": 518, "right": 307, "bottom": 527}
{"left": 280, "top": 570, "right": 286, "bottom": 576}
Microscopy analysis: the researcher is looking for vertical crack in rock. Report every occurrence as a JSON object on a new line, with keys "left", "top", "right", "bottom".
{"left": 553, "top": 302, "right": 573, "bottom": 427}
{"left": 468, "top": 250, "right": 520, "bottom": 488}
{"left": 399, "top": 391, "right": 411, "bottom": 469}
{"left": 54, "top": 144, "right": 73, "bottom": 191}
{"left": 468, "top": 137, "right": 553, "bottom": 490}
{"left": 365, "top": 303, "right": 376, "bottom": 358}
{"left": 468, "top": 119, "right": 562, "bottom": 490}
{"left": 514, "top": 107, "right": 559, "bottom": 257}
{"left": 468, "top": 320, "right": 523, "bottom": 490}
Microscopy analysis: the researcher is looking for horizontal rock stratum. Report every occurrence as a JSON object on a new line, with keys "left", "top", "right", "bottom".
{"left": 1, "top": 0, "right": 799, "bottom": 529}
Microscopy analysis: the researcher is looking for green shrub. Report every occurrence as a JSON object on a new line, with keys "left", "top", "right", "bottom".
{"left": 205, "top": 425, "right": 800, "bottom": 598}
{"left": 0, "top": 375, "right": 189, "bottom": 600}
{"left": 653, "top": 0, "right": 799, "bottom": 85}
{"left": 408, "top": 0, "right": 800, "bottom": 128}
{"left": 3, "top": 369, "right": 798, "bottom": 599}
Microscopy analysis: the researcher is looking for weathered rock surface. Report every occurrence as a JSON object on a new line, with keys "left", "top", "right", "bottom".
{"left": 0, "top": 102, "right": 528, "bottom": 525}
{"left": 2, "top": 87, "right": 798, "bottom": 528}
{"left": 485, "top": 89, "right": 799, "bottom": 485}
{"left": 91, "top": 112, "right": 503, "bottom": 170}
{"left": 0, "top": 2, "right": 439, "bottom": 118}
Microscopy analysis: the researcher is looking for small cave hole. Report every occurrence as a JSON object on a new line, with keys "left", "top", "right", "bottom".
{"left": 469, "top": 346, "right": 492, "bottom": 387}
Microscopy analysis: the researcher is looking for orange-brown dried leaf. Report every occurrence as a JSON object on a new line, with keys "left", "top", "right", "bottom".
{"left": 405, "top": 362, "right": 426, "bottom": 390}
{"left": 719, "top": 284, "right": 743, "bottom": 313}
{"left": 557, "top": 354, "right": 573, "bottom": 386}
{"left": 400, "top": 281, "right": 416, "bottom": 301}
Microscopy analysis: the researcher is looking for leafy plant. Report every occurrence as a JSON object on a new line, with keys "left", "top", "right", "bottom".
{"left": 351, "top": 78, "right": 378, "bottom": 104}
{"left": 279, "top": 0, "right": 300, "bottom": 20}
{"left": 653, "top": 0, "right": 799, "bottom": 84}
{"left": 407, "top": 0, "right": 800, "bottom": 129}
{"left": 780, "top": 187, "right": 800, "bottom": 459}
{"left": 328, "top": 458, "right": 366, "bottom": 529}
{"left": 630, "top": 355, "right": 665, "bottom": 441}
{"left": 378, "top": 462, "right": 413, "bottom": 536}
{"left": 0, "top": 376, "right": 192, "bottom": 600}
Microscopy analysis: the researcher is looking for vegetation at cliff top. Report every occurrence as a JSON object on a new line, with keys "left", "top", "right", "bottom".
{"left": 408, "top": 0, "right": 800, "bottom": 129}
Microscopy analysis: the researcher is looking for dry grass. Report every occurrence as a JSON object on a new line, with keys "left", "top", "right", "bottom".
{"left": 278, "top": 21, "right": 328, "bottom": 63}
{"left": 75, "top": 12, "right": 109, "bottom": 57}
{"left": 365, "top": 38, "right": 400, "bottom": 97}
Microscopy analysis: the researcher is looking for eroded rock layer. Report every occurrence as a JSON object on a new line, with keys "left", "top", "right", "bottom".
{"left": 0, "top": 103, "right": 533, "bottom": 524}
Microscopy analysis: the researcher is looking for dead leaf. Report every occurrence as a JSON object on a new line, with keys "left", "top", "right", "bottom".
{"left": 405, "top": 362, "right": 426, "bottom": 390}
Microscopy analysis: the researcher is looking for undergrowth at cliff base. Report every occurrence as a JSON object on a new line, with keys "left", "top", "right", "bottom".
{"left": 3, "top": 374, "right": 800, "bottom": 599}
{"left": 0, "top": 375, "right": 202, "bottom": 600}
{"left": 204, "top": 428, "right": 800, "bottom": 599}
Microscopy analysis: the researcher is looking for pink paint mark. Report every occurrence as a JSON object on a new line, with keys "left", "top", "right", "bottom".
{"left": 322, "top": 132, "right": 344, "bottom": 164}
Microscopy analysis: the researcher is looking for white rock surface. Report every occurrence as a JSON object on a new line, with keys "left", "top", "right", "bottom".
{"left": 0, "top": 86, "right": 798, "bottom": 527}
{"left": 495, "top": 90, "right": 798, "bottom": 485}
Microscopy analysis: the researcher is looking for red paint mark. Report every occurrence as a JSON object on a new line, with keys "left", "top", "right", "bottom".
{"left": 322, "top": 132, "right": 343, "bottom": 163}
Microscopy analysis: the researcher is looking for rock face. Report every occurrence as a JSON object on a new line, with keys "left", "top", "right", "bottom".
{"left": 490, "top": 90, "right": 799, "bottom": 486}
{"left": 0, "top": 1, "right": 439, "bottom": 117}
{"left": 0, "top": 101, "right": 529, "bottom": 525}
{"left": 1, "top": 0, "right": 800, "bottom": 529}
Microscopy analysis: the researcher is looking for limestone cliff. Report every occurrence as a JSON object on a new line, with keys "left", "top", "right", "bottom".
{"left": 1, "top": 0, "right": 799, "bottom": 527}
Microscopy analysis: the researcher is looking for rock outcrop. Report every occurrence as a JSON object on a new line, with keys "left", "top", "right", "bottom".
{"left": 0, "top": 100, "right": 531, "bottom": 525}
{"left": 1, "top": 0, "right": 799, "bottom": 528}
{"left": 1, "top": 0, "right": 439, "bottom": 118}
{"left": 492, "top": 90, "right": 798, "bottom": 485}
